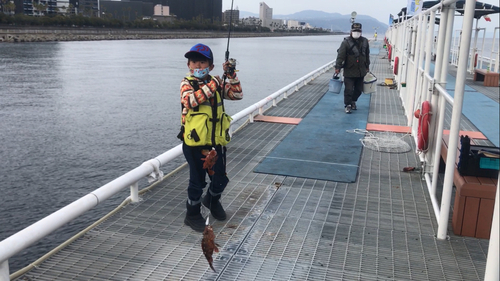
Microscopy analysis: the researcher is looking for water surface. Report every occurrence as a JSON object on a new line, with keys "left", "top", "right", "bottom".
{"left": 0, "top": 35, "right": 344, "bottom": 271}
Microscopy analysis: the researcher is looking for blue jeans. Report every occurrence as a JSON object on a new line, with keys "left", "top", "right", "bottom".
{"left": 343, "top": 76, "right": 364, "bottom": 106}
{"left": 182, "top": 143, "right": 229, "bottom": 203}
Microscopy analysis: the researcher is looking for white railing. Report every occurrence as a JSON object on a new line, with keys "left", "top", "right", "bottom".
{"left": 0, "top": 61, "right": 334, "bottom": 281}
{"left": 386, "top": 1, "right": 498, "bottom": 280}
{"left": 489, "top": 27, "right": 500, "bottom": 73}
{"left": 450, "top": 25, "right": 500, "bottom": 73}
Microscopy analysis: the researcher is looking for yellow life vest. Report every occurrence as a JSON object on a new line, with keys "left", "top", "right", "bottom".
{"left": 183, "top": 76, "right": 232, "bottom": 146}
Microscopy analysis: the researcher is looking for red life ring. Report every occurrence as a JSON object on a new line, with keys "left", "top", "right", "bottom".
{"left": 394, "top": 56, "right": 399, "bottom": 75}
{"left": 388, "top": 45, "right": 392, "bottom": 62}
{"left": 415, "top": 101, "right": 431, "bottom": 150}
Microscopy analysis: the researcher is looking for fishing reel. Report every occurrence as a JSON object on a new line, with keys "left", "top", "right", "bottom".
{"left": 225, "top": 58, "right": 238, "bottom": 76}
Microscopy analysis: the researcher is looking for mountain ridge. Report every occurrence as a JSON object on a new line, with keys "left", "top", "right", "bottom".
{"left": 239, "top": 10, "right": 388, "bottom": 34}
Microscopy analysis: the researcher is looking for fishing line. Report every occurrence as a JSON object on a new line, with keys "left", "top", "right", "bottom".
{"left": 207, "top": 0, "right": 235, "bottom": 224}
{"left": 225, "top": 0, "right": 235, "bottom": 62}
{"left": 222, "top": 0, "right": 237, "bottom": 82}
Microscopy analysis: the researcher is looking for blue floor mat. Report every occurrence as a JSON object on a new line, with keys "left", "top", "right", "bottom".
{"left": 447, "top": 89, "right": 499, "bottom": 147}
{"left": 254, "top": 91, "right": 371, "bottom": 182}
{"left": 428, "top": 63, "right": 499, "bottom": 146}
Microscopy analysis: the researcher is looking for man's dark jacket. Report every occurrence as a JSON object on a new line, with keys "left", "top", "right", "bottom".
{"left": 335, "top": 36, "right": 370, "bottom": 78}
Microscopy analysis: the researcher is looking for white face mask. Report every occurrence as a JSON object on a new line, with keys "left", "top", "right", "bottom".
{"left": 352, "top": 32, "right": 361, "bottom": 39}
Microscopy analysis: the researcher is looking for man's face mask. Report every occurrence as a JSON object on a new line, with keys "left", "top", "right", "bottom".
{"left": 352, "top": 32, "right": 361, "bottom": 39}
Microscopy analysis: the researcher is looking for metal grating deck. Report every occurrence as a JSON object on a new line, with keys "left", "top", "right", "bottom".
{"left": 16, "top": 41, "right": 491, "bottom": 281}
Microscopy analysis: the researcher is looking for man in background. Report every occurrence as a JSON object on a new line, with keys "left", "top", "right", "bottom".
{"left": 334, "top": 22, "right": 370, "bottom": 114}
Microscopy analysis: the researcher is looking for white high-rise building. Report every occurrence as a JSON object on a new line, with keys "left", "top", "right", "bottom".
{"left": 154, "top": 4, "right": 169, "bottom": 16}
{"left": 56, "top": 0, "right": 71, "bottom": 14}
{"left": 259, "top": 2, "right": 272, "bottom": 29}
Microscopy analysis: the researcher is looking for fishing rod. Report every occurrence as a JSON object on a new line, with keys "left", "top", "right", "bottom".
{"left": 224, "top": 0, "right": 237, "bottom": 77}
{"left": 206, "top": 0, "right": 236, "bottom": 228}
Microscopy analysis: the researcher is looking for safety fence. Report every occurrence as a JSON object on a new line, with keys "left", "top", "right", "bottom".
{"left": 450, "top": 26, "right": 500, "bottom": 73}
{"left": 384, "top": 1, "right": 498, "bottom": 280}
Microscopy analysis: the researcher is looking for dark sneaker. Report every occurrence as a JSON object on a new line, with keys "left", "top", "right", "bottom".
{"left": 345, "top": 105, "right": 352, "bottom": 114}
{"left": 351, "top": 102, "right": 357, "bottom": 110}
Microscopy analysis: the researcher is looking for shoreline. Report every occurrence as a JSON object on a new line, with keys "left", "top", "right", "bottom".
{"left": 0, "top": 27, "right": 340, "bottom": 43}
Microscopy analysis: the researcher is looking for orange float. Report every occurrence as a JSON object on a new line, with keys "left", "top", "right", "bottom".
{"left": 415, "top": 101, "right": 431, "bottom": 151}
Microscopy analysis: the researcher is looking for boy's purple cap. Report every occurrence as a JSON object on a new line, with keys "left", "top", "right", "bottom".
{"left": 184, "top": 43, "right": 213, "bottom": 60}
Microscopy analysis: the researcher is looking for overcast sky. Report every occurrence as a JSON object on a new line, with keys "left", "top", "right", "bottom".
{"left": 224, "top": 0, "right": 499, "bottom": 31}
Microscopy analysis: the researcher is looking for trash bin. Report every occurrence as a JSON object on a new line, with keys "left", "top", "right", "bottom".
{"left": 329, "top": 74, "right": 343, "bottom": 94}
{"left": 363, "top": 72, "right": 377, "bottom": 94}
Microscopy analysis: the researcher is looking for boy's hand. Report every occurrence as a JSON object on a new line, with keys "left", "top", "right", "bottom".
{"left": 222, "top": 61, "right": 231, "bottom": 72}
{"left": 223, "top": 59, "right": 237, "bottom": 78}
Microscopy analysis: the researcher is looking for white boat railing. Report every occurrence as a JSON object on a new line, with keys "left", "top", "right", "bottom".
{"left": 0, "top": 61, "right": 334, "bottom": 281}
{"left": 450, "top": 25, "right": 500, "bottom": 73}
{"left": 385, "top": 1, "right": 498, "bottom": 280}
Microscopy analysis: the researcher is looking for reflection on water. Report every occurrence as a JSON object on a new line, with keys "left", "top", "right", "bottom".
{"left": 0, "top": 35, "right": 344, "bottom": 272}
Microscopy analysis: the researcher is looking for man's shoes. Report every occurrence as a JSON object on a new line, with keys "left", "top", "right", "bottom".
{"left": 351, "top": 102, "right": 357, "bottom": 110}
{"left": 345, "top": 104, "right": 352, "bottom": 114}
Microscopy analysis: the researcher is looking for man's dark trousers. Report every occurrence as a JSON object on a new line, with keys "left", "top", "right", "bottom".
{"left": 343, "top": 76, "right": 364, "bottom": 106}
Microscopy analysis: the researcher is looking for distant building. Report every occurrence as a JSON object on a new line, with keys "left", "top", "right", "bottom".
{"left": 132, "top": 0, "right": 222, "bottom": 22}
{"left": 56, "top": 0, "right": 75, "bottom": 15}
{"left": 13, "top": 0, "right": 57, "bottom": 16}
{"left": 151, "top": 4, "right": 174, "bottom": 22}
{"left": 100, "top": 0, "right": 153, "bottom": 21}
{"left": 12, "top": 0, "right": 26, "bottom": 15}
{"left": 241, "top": 16, "right": 260, "bottom": 26}
{"left": 255, "top": 2, "right": 315, "bottom": 32}
{"left": 78, "top": 0, "right": 98, "bottom": 17}
{"left": 7, "top": 0, "right": 221, "bottom": 23}
{"left": 153, "top": 4, "right": 168, "bottom": 16}
{"left": 286, "top": 20, "right": 302, "bottom": 30}
{"left": 259, "top": 2, "right": 272, "bottom": 29}
{"left": 285, "top": 20, "right": 311, "bottom": 30}
{"left": 223, "top": 9, "right": 239, "bottom": 25}
{"left": 258, "top": 2, "right": 289, "bottom": 31}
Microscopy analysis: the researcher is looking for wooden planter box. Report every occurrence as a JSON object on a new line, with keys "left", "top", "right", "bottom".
{"left": 474, "top": 69, "right": 499, "bottom": 87}
{"left": 441, "top": 135, "right": 498, "bottom": 239}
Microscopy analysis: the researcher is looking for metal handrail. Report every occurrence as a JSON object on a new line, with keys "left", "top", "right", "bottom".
{"left": 0, "top": 61, "right": 334, "bottom": 280}
{"left": 387, "top": 0, "right": 465, "bottom": 238}
{"left": 386, "top": 1, "right": 499, "bottom": 280}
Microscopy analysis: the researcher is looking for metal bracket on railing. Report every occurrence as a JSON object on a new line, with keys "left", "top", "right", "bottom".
{"left": 430, "top": 87, "right": 437, "bottom": 96}
{"left": 143, "top": 159, "right": 164, "bottom": 183}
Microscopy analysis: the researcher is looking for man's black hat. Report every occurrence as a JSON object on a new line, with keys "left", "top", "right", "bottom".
{"left": 351, "top": 23, "right": 362, "bottom": 31}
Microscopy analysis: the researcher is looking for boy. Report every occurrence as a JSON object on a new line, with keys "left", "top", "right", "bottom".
{"left": 179, "top": 43, "right": 243, "bottom": 232}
